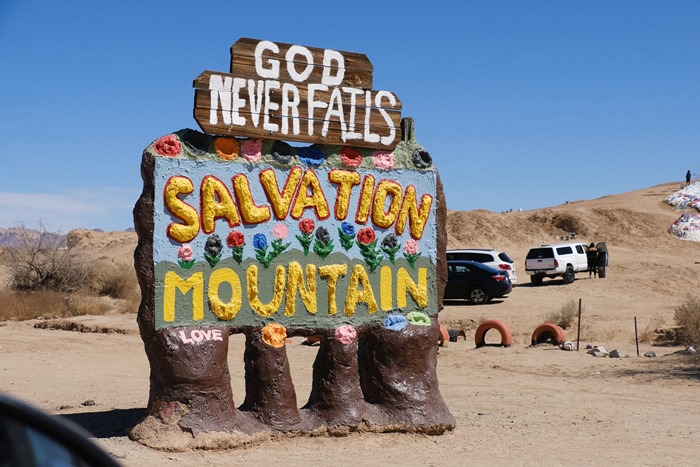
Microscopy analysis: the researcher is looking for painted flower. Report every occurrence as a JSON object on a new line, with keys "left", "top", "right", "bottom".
{"left": 372, "top": 150, "right": 394, "bottom": 170}
{"left": 411, "top": 148, "right": 433, "bottom": 169}
{"left": 177, "top": 243, "right": 195, "bottom": 269}
{"left": 356, "top": 227, "right": 376, "bottom": 246}
{"left": 296, "top": 146, "right": 325, "bottom": 166}
{"left": 313, "top": 226, "right": 334, "bottom": 259}
{"left": 340, "top": 147, "right": 362, "bottom": 168}
{"left": 253, "top": 233, "right": 268, "bottom": 250}
{"left": 381, "top": 233, "right": 400, "bottom": 263}
{"left": 296, "top": 219, "right": 315, "bottom": 256}
{"left": 226, "top": 230, "right": 245, "bottom": 264}
{"left": 315, "top": 226, "right": 331, "bottom": 244}
{"left": 341, "top": 222, "right": 355, "bottom": 237}
{"left": 226, "top": 230, "right": 245, "bottom": 248}
{"left": 299, "top": 218, "right": 315, "bottom": 235}
{"left": 204, "top": 234, "right": 223, "bottom": 267}
{"left": 177, "top": 244, "right": 194, "bottom": 262}
{"left": 272, "top": 223, "right": 289, "bottom": 239}
{"left": 404, "top": 239, "right": 420, "bottom": 255}
{"left": 406, "top": 311, "right": 431, "bottom": 326}
{"left": 384, "top": 314, "right": 408, "bottom": 331}
{"left": 338, "top": 221, "right": 356, "bottom": 250}
{"left": 271, "top": 141, "right": 293, "bottom": 166}
{"left": 355, "top": 227, "right": 382, "bottom": 272}
{"left": 241, "top": 139, "right": 262, "bottom": 162}
{"left": 403, "top": 239, "right": 421, "bottom": 268}
{"left": 153, "top": 135, "right": 181, "bottom": 157}
{"left": 334, "top": 325, "right": 357, "bottom": 345}
{"left": 214, "top": 137, "right": 240, "bottom": 161}
{"left": 261, "top": 323, "right": 287, "bottom": 348}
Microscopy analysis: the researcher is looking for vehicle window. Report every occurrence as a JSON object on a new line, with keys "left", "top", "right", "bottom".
{"left": 498, "top": 252, "right": 513, "bottom": 263}
{"left": 526, "top": 248, "right": 553, "bottom": 259}
{"left": 447, "top": 252, "right": 471, "bottom": 261}
{"left": 452, "top": 265, "right": 469, "bottom": 275}
{"left": 556, "top": 247, "right": 573, "bottom": 255}
{"left": 575, "top": 245, "right": 584, "bottom": 254}
{"left": 473, "top": 253, "right": 492, "bottom": 262}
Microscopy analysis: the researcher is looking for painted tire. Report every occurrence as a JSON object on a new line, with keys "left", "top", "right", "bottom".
{"left": 531, "top": 323, "right": 567, "bottom": 346}
{"left": 438, "top": 324, "right": 450, "bottom": 347}
{"left": 474, "top": 319, "right": 513, "bottom": 347}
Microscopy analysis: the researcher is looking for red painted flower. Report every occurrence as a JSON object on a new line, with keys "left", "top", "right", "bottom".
{"left": 153, "top": 134, "right": 181, "bottom": 157}
{"left": 299, "top": 218, "right": 315, "bottom": 235}
{"left": 357, "top": 227, "right": 376, "bottom": 245}
{"left": 340, "top": 147, "right": 362, "bottom": 168}
{"left": 226, "top": 230, "right": 245, "bottom": 248}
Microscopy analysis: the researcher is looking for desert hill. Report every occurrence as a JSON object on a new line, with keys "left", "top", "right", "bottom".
{"left": 60, "top": 181, "right": 698, "bottom": 273}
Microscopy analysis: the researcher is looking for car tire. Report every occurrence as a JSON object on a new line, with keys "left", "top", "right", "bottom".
{"left": 598, "top": 266, "right": 606, "bottom": 278}
{"left": 531, "top": 274, "right": 543, "bottom": 286}
{"left": 468, "top": 287, "right": 489, "bottom": 304}
{"left": 563, "top": 266, "right": 575, "bottom": 284}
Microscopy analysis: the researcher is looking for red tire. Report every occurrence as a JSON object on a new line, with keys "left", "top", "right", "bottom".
{"left": 438, "top": 324, "right": 449, "bottom": 347}
{"left": 474, "top": 320, "right": 513, "bottom": 347}
{"left": 531, "top": 323, "right": 567, "bottom": 346}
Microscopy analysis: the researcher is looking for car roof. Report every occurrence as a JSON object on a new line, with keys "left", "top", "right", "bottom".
{"left": 446, "top": 259, "right": 503, "bottom": 273}
{"left": 446, "top": 248, "right": 503, "bottom": 253}
{"left": 537, "top": 242, "right": 587, "bottom": 248}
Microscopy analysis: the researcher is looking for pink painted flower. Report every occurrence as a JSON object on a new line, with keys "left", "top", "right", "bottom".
{"left": 340, "top": 147, "right": 362, "bottom": 168}
{"left": 178, "top": 244, "right": 194, "bottom": 262}
{"left": 403, "top": 239, "right": 420, "bottom": 255}
{"left": 272, "top": 223, "right": 289, "bottom": 239}
{"left": 241, "top": 139, "right": 263, "bottom": 162}
{"left": 334, "top": 325, "right": 357, "bottom": 345}
{"left": 372, "top": 150, "right": 394, "bottom": 170}
{"left": 154, "top": 135, "right": 181, "bottom": 157}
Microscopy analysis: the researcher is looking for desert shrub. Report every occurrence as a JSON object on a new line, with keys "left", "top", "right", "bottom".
{"left": 88, "top": 261, "right": 138, "bottom": 299}
{"left": 638, "top": 315, "right": 666, "bottom": 344}
{"left": 1, "top": 225, "right": 91, "bottom": 293}
{"left": 64, "top": 294, "right": 115, "bottom": 316}
{"left": 0, "top": 290, "right": 68, "bottom": 320}
{"left": 545, "top": 299, "right": 579, "bottom": 330}
{"left": 674, "top": 295, "right": 700, "bottom": 346}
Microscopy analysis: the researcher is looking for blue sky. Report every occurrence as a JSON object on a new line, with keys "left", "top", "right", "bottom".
{"left": 1, "top": 1, "right": 698, "bottom": 232}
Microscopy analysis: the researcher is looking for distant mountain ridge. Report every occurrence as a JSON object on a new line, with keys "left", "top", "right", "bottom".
{"left": 0, "top": 227, "right": 131, "bottom": 249}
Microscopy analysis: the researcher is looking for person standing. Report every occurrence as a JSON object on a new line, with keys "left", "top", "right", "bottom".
{"left": 686, "top": 170, "right": 691, "bottom": 186}
{"left": 587, "top": 243, "right": 598, "bottom": 278}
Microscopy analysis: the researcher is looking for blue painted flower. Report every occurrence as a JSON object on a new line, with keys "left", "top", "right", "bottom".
{"left": 296, "top": 146, "right": 324, "bottom": 166}
{"left": 341, "top": 222, "right": 355, "bottom": 236}
{"left": 384, "top": 314, "right": 408, "bottom": 331}
{"left": 253, "top": 233, "right": 268, "bottom": 250}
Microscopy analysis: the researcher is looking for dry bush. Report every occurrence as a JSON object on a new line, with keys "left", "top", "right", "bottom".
{"left": 545, "top": 299, "right": 579, "bottom": 330}
{"left": 638, "top": 315, "right": 666, "bottom": 343}
{"left": 1, "top": 225, "right": 91, "bottom": 293}
{"left": 64, "top": 294, "right": 116, "bottom": 317}
{"left": 0, "top": 290, "right": 68, "bottom": 320}
{"left": 88, "top": 261, "right": 138, "bottom": 299}
{"left": 674, "top": 295, "right": 700, "bottom": 346}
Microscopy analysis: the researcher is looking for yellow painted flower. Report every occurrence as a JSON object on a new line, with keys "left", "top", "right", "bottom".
{"left": 261, "top": 323, "right": 287, "bottom": 348}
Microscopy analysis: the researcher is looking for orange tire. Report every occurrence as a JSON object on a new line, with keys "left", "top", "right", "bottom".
{"left": 438, "top": 324, "right": 449, "bottom": 347}
{"left": 474, "top": 319, "right": 513, "bottom": 347}
{"left": 531, "top": 323, "right": 567, "bottom": 346}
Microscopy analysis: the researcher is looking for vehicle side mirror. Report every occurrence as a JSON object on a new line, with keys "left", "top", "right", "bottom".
{"left": 0, "top": 392, "right": 120, "bottom": 466}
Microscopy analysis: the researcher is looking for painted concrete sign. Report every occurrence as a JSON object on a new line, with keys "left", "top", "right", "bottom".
{"left": 151, "top": 140, "right": 438, "bottom": 330}
{"left": 193, "top": 38, "right": 402, "bottom": 149}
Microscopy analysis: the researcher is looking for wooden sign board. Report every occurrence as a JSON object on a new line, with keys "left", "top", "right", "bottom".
{"left": 193, "top": 38, "right": 402, "bottom": 149}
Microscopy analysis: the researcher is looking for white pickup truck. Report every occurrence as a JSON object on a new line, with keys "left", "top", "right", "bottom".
{"left": 524, "top": 242, "right": 589, "bottom": 285}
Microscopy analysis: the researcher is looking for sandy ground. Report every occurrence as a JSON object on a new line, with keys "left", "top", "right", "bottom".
{"left": 2, "top": 182, "right": 700, "bottom": 465}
